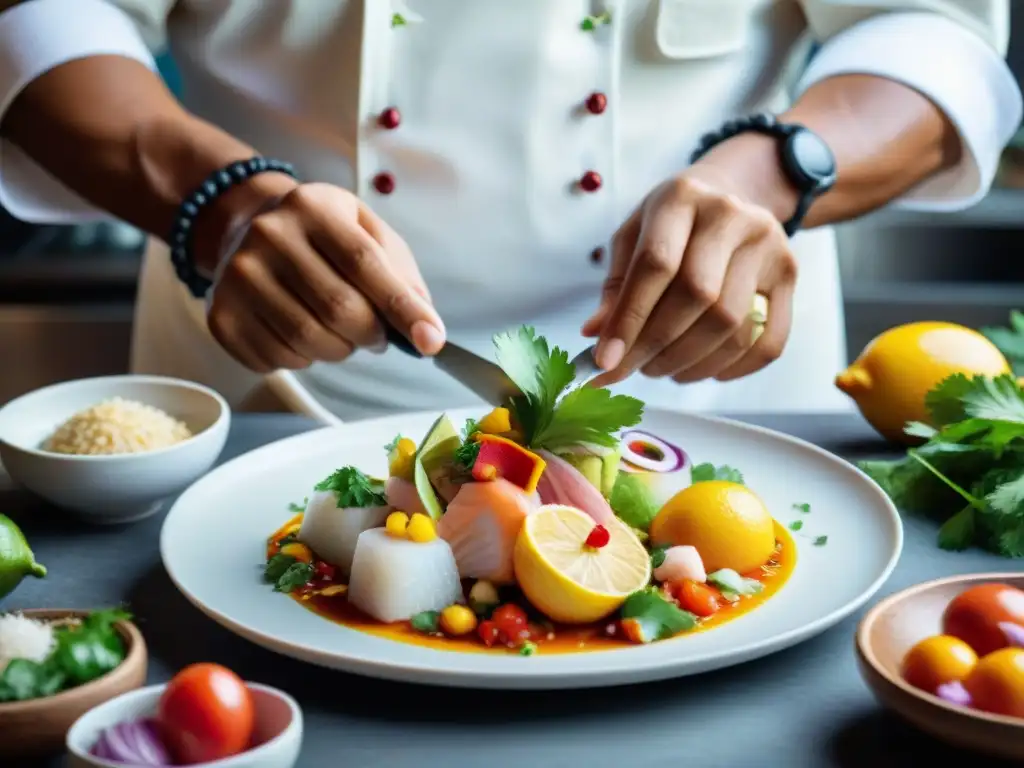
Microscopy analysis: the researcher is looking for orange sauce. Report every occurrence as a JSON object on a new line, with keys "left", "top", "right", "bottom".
{"left": 277, "top": 521, "right": 797, "bottom": 655}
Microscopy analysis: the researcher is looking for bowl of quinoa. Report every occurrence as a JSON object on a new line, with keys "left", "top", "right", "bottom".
{"left": 0, "top": 376, "right": 229, "bottom": 524}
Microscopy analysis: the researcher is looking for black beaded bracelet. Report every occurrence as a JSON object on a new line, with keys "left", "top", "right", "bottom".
{"left": 689, "top": 113, "right": 792, "bottom": 165}
{"left": 168, "top": 156, "right": 299, "bottom": 298}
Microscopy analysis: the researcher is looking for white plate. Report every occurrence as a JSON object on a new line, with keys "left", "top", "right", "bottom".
{"left": 161, "top": 408, "right": 902, "bottom": 690}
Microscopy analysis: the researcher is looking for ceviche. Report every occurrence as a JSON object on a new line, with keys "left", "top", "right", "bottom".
{"left": 263, "top": 327, "right": 798, "bottom": 655}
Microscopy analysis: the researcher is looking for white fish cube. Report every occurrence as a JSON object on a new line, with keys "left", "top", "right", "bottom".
{"left": 298, "top": 489, "right": 390, "bottom": 577}
{"left": 347, "top": 529, "right": 463, "bottom": 623}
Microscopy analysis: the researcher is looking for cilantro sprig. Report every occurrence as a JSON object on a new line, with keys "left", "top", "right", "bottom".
{"left": 859, "top": 372, "right": 1024, "bottom": 557}
{"left": 492, "top": 326, "right": 643, "bottom": 450}
{"left": 315, "top": 466, "right": 387, "bottom": 508}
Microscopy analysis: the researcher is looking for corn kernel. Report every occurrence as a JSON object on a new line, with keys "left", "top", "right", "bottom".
{"left": 388, "top": 437, "right": 417, "bottom": 478}
{"left": 280, "top": 542, "right": 314, "bottom": 563}
{"left": 440, "top": 604, "right": 478, "bottom": 636}
{"left": 478, "top": 407, "right": 512, "bottom": 435}
{"left": 406, "top": 513, "right": 437, "bottom": 543}
{"left": 386, "top": 511, "right": 410, "bottom": 538}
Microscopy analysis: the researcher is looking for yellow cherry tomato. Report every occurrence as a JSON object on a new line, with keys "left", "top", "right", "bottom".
{"left": 439, "top": 605, "right": 478, "bottom": 636}
{"left": 900, "top": 635, "right": 978, "bottom": 693}
{"left": 964, "top": 648, "right": 1024, "bottom": 718}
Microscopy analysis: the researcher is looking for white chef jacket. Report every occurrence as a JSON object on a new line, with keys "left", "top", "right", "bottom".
{"left": 0, "top": 0, "right": 1018, "bottom": 422}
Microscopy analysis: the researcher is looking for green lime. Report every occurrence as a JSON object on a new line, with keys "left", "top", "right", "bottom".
{"left": 0, "top": 513, "right": 46, "bottom": 600}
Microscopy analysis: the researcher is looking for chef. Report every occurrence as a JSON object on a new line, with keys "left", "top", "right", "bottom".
{"left": 0, "top": 0, "right": 1018, "bottom": 421}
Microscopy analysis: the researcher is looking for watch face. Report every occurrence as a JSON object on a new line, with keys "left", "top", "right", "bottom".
{"left": 784, "top": 129, "right": 837, "bottom": 192}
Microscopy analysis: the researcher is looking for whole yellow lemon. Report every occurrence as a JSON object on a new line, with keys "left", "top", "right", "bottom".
{"left": 836, "top": 322, "right": 1010, "bottom": 444}
{"left": 650, "top": 481, "right": 775, "bottom": 574}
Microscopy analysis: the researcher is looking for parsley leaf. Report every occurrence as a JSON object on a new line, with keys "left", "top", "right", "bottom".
{"left": 812, "top": 535, "right": 828, "bottom": 547}
{"left": 384, "top": 435, "right": 402, "bottom": 453}
{"left": 620, "top": 588, "right": 697, "bottom": 642}
{"left": 793, "top": 502, "right": 811, "bottom": 514}
{"left": 315, "top": 466, "right": 387, "bottom": 508}
{"left": 461, "top": 419, "right": 480, "bottom": 441}
{"left": 690, "top": 463, "right": 744, "bottom": 484}
{"left": 937, "top": 507, "right": 976, "bottom": 551}
{"left": 982, "top": 310, "right": 1024, "bottom": 376}
{"left": 265, "top": 553, "right": 297, "bottom": 583}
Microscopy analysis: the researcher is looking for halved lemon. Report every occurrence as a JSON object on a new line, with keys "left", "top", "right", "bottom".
{"left": 513, "top": 504, "right": 651, "bottom": 624}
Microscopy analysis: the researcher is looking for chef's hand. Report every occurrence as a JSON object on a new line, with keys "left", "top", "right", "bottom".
{"left": 583, "top": 160, "right": 797, "bottom": 387}
{"left": 205, "top": 182, "right": 445, "bottom": 373}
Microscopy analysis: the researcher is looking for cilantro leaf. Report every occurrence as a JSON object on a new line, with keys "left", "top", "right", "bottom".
{"left": 453, "top": 440, "right": 481, "bottom": 472}
{"left": 789, "top": 520, "right": 803, "bottom": 531}
{"left": 982, "top": 311, "right": 1024, "bottom": 373}
{"left": 493, "top": 327, "right": 576, "bottom": 442}
{"left": 937, "top": 507, "right": 976, "bottom": 551}
{"left": 384, "top": 435, "right": 402, "bottom": 453}
{"left": 265, "top": 553, "right": 297, "bottom": 583}
{"left": 620, "top": 589, "right": 697, "bottom": 642}
{"left": 690, "top": 463, "right": 744, "bottom": 485}
{"left": 274, "top": 562, "right": 314, "bottom": 593}
{"left": 793, "top": 503, "right": 811, "bottom": 514}
{"left": 390, "top": 12, "right": 406, "bottom": 27}
{"left": 650, "top": 545, "right": 669, "bottom": 570}
{"left": 0, "top": 659, "right": 65, "bottom": 702}
{"left": 462, "top": 419, "right": 480, "bottom": 440}
{"left": 812, "top": 536, "right": 828, "bottom": 547}
{"left": 925, "top": 374, "right": 975, "bottom": 426}
{"left": 315, "top": 466, "right": 387, "bottom": 507}
{"left": 530, "top": 386, "right": 643, "bottom": 450}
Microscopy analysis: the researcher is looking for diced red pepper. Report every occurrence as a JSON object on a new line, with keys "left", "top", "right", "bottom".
{"left": 470, "top": 435, "right": 546, "bottom": 494}
{"left": 314, "top": 562, "right": 336, "bottom": 582}
{"left": 584, "top": 524, "right": 610, "bottom": 549}
{"left": 676, "top": 580, "right": 721, "bottom": 617}
{"left": 478, "top": 620, "right": 501, "bottom": 647}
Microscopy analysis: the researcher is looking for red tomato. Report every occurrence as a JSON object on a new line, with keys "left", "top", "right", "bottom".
{"left": 158, "top": 663, "right": 255, "bottom": 765}
{"left": 942, "top": 583, "right": 1024, "bottom": 657}
{"left": 491, "top": 604, "right": 529, "bottom": 644}
{"left": 676, "top": 580, "right": 721, "bottom": 617}
{"left": 478, "top": 620, "right": 500, "bottom": 647}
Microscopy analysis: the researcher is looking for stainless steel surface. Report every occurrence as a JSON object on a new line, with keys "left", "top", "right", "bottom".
{"left": 431, "top": 342, "right": 522, "bottom": 406}
{"left": 0, "top": 305, "right": 133, "bottom": 404}
{"left": 569, "top": 345, "right": 601, "bottom": 384}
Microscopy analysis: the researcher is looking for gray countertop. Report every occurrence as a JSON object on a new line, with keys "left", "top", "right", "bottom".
{"left": 4, "top": 413, "right": 1019, "bottom": 768}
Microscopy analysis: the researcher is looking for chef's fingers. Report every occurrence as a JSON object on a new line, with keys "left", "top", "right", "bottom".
{"left": 358, "top": 203, "right": 433, "bottom": 303}
{"left": 644, "top": 230, "right": 763, "bottom": 381}
{"left": 229, "top": 251, "right": 355, "bottom": 363}
{"left": 591, "top": 202, "right": 694, "bottom": 376}
{"left": 208, "top": 288, "right": 311, "bottom": 374}
{"left": 310, "top": 211, "right": 446, "bottom": 356}
{"left": 582, "top": 211, "right": 640, "bottom": 338}
{"left": 714, "top": 280, "right": 794, "bottom": 381}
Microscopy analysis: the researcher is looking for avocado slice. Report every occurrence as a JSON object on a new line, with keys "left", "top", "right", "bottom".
{"left": 601, "top": 445, "right": 622, "bottom": 498}
{"left": 413, "top": 414, "right": 461, "bottom": 520}
{"left": 559, "top": 453, "right": 603, "bottom": 492}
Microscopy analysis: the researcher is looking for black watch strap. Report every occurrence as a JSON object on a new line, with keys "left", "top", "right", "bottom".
{"left": 690, "top": 113, "right": 837, "bottom": 237}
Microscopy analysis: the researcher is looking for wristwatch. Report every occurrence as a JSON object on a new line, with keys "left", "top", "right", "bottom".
{"left": 690, "top": 113, "right": 837, "bottom": 237}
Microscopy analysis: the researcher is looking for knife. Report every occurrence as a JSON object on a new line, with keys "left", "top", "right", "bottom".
{"left": 385, "top": 324, "right": 523, "bottom": 407}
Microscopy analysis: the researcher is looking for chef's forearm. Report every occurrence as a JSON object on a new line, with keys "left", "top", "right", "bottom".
{"left": 697, "top": 74, "right": 960, "bottom": 229}
{"left": 1, "top": 55, "right": 296, "bottom": 272}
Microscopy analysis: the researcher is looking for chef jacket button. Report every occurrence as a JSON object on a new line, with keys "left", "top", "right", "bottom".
{"left": 590, "top": 246, "right": 605, "bottom": 264}
{"left": 579, "top": 170, "right": 602, "bottom": 193}
{"left": 373, "top": 172, "right": 396, "bottom": 195}
{"left": 585, "top": 92, "right": 607, "bottom": 115}
{"left": 378, "top": 107, "right": 401, "bottom": 130}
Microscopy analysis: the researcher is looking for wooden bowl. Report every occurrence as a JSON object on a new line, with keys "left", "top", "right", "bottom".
{"left": 856, "top": 573, "right": 1024, "bottom": 761}
{"left": 0, "top": 609, "right": 147, "bottom": 760}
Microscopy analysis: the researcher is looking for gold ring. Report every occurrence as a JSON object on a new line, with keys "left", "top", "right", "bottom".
{"left": 749, "top": 293, "right": 768, "bottom": 345}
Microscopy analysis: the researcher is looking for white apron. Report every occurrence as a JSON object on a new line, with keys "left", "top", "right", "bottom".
{"left": 130, "top": 0, "right": 852, "bottom": 422}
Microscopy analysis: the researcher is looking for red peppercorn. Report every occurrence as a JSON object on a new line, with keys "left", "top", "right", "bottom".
{"left": 378, "top": 107, "right": 401, "bottom": 129}
{"left": 585, "top": 524, "right": 610, "bottom": 549}
{"left": 373, "top": 172, "right": 396, "bottom": 195}
{"left": 579, "top": 170, "right": 602, "bottom": 193}
{"left": 585, "top": 92, "right": 607, "bottom": 115}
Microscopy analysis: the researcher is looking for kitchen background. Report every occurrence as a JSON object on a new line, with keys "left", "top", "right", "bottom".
{"left": 2, "top": 26, "right": 1024, "bottom": 404}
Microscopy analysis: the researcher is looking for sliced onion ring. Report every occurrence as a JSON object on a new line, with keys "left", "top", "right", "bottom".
{"left": 619, "top": 430, "right": 687, "bottom": 473}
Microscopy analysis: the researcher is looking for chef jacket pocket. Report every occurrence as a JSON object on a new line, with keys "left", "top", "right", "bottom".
{"left": 654, "top": 0, "right": 754, "bottom": 59}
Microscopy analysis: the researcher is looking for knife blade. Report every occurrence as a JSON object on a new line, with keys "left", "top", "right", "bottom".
{"left": 385, "top": 324, "right": 522, "bottom": 406}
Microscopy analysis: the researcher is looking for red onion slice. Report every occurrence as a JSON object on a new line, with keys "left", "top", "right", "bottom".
{"left": 619, "top": 430, "right": 686, "bottom": 474}
{"left": 90, "top": 719, "right": 172, "bottom": 765}
{"left": 936, "top": 680, "right": 972, "bottom": 707}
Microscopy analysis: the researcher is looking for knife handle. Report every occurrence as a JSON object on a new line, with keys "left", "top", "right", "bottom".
{"left": 384, "top": 322, "right": 423, "bottom": 358}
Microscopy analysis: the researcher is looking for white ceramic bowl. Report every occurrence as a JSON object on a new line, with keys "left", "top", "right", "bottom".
{"left": 66, "top": 682, "right": 303, "bottom": 768}
{"left": 0, "top": 375, "right": 230, "bottom": 524}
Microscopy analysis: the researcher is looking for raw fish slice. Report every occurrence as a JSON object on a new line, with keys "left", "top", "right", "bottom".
{"left": 386, "top": 476, "right": 428, "bottom": 518}
{"left": 438, "top": 478, "right": 539, "bottom": 584}
{"left": 298, "top": 489, "right": 390, "bottom": 578}
{"left": 653, "top": 545, "right": 706, "bottom": 583}
{"left": 535, "top": 450, "right": 616, "bottom": 525}
{"left": 347, "top": 529, "right": 463, "bottom": 622}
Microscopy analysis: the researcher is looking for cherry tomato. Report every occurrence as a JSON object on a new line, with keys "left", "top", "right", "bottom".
{"left": 942, "top": 583, "right": 1024, "bottom": 656}
{"left": 964, "top": 648, "right": 1024, "bottom": 718}
{"left": 900, "top": 635, "right": 978, "bottom": 693}
{"left": 478, "top": 620, "right": 501, "bottom": 647}
{"left": 491, "top": 604, "right": 529, "bottom": 644}
{"left": 158, "top": 663, "right": 254, "bottom": 764}
{"left": 675, "top": 580, "right": 721, "bottom": 617}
